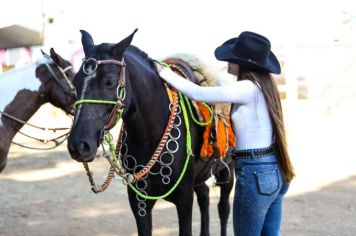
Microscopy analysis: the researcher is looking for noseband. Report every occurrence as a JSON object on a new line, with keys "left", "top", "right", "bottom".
{"left": 74, "top": 57, "right": 126, "bottom": 130}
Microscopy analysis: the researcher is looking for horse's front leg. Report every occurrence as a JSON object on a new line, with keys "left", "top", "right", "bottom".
{"left": 0, "top": 154, "right": 7, "bottom": 173}
{"left": 128, "top": 188, "right": 157, "bottom": 236}
{"left": 0, "top": 146, "right": 9, "bottom": 173}
{"left": 172, "top": 186, "right": 194, "bottom": 236}
{"left": 194, "top": 183, "right": 210, "bottom": 236}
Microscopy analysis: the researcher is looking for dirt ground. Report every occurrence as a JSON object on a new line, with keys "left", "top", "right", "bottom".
{"left": 1, "top": 100, "right": 356, "bottom": 236}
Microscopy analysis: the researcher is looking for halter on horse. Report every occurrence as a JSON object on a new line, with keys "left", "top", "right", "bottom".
{"left": 67, "top": 30, "right": 234, "bottom": 236}
{"left": 0, "top": 48, "right": 76, "bottom": 173}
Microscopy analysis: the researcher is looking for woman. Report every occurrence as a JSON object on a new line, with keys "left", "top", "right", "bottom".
{"left": 158, "top": 31, "right": 295, "bottom": 235}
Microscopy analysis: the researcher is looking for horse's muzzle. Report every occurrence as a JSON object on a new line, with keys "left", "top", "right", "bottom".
{"left": 67, "top": 139, "right": 96, "bottom": 162}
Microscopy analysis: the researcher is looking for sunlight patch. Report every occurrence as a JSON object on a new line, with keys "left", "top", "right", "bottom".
{"left": 72, "top": 204, "right": 127, "bottom": 218}
{"left": 151, "top": 227, "right": 177, "bottom": 236}
{"left": 0, "top": 161, "right": 82, "bottom": 182}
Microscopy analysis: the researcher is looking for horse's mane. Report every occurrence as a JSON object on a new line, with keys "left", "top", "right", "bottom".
{"left": 128, "top": 45, "right": 150, "bottom": 60}
{"left": 128, "top": 45, "right": 158, "bottom": 72}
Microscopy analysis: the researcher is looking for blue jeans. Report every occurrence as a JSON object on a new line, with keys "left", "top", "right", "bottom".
{"left": 233, "top": 153, "right": 289, "bottom": 236}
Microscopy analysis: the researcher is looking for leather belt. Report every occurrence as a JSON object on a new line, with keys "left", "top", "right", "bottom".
{"left": 230, "top": 146, "right": 274, "bottom": 160}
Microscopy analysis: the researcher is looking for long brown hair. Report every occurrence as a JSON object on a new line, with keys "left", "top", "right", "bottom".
{"left": 238, "top": 67, "right": 295, "bottom": 182}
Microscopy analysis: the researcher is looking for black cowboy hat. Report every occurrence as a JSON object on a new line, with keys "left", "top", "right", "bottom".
{"left": 214, "top": 31, "right": 281, "bottom": 74}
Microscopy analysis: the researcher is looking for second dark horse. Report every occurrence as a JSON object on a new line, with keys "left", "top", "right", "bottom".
{"left": 67, "top": 29, "right": 234, "bottom": 236}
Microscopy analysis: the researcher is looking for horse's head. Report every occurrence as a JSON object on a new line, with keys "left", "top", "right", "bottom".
{"left": 67, "top": 29, "right": 138, "bottom": 162}
{"left": 37, "top": 48, "right": 76, "bottom": 114}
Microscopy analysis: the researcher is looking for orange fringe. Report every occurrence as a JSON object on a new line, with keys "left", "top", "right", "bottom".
{"left": 197, "top": 103, "right": 236, "bottom": 159}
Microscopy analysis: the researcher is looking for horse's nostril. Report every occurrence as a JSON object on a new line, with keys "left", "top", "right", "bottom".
{"left": 78, "top": 141, "right": 91, "bottom": 156}
{"left": 67, "top": 143, "right": 76, "bottom": 155}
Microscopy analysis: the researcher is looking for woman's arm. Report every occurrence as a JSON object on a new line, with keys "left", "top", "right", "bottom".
{"left": 159, "top": 67, "right": 256, "bottom": 104}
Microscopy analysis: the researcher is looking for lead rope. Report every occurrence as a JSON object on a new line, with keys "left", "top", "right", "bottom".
{"left": 83, "top": 162, "right": 115, "bottom": 193}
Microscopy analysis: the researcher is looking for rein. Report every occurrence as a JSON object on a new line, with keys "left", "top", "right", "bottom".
{"left": 0, "top": 110, "right": 69, "bottom": 131}
{"left": 0, "top": 109, "right": 71, "bottom": 150}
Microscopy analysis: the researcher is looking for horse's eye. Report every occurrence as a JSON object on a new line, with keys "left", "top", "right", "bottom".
{"left": 104, "top": 78, "right": 115, "bottom": 89}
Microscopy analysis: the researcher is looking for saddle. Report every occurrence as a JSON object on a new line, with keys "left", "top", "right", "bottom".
{"left": 163, "top": 55, "right": 236, "bottom": 159}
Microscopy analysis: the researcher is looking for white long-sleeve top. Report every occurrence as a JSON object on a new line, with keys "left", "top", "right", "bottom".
{"left": 159, "top": 67, "right": 273, "bottom": 151}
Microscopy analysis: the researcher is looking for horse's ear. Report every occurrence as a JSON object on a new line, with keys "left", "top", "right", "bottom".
{"left": 49, "top": 48, "right": 63, "bottom": 65}
{"left": 41, "top": 49, "right": 50, "bottom": 57}
{"left": 112, "top": 28, "right": 138, "bottom": 57}
{"left": 80, "top": 30, "right": 94, "bottom": 56}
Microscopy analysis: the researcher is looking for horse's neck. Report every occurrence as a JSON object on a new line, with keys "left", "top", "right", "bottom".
{"left": 0, "top": 63, "right": 44, "bottom": 134}
{"left": 0, "top": 89, "right": 44, "bottom": 151}
{"left": 123, "top": 66, "right": 170, "bottom": 153}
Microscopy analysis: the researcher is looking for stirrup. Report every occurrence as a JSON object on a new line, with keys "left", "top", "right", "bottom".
{"left": 210, "top": 158, "right": 231, "bottom": 185}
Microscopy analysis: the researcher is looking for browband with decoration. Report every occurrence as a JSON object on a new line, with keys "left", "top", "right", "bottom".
{"left": 82, "top": 58, "right": 125, "bottom": 75}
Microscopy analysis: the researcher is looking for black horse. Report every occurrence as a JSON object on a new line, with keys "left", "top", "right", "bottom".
{"left": 67, "top": 29, "right": 234, "bottom": 236}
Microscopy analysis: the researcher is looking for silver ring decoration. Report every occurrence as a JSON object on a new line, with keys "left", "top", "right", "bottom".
{"left": 166, "top": 139, "right": 179, "bottom": 153}
{"left": 160, "top": 165, "right": 172, "bottom": 177}
{"left": 173, "top": 115, "right": 182, "bottom": 127}
{"left": 138, "top": 208, "right": 147, "bottom": 217}
{"left": 169, "top": 126, "right": 181, "bottom": 140}
{"left": 122, "top": 130, "right": 127, "bottom": 142}
{"left": 123, "top": 154, "right": 136, "bottom": 171}
{"left": 160, "top": 151, "right": 174, "bottom": 166}
{"left": 137, "top": 191, "right": 147, "bottom": 217}
{"left": 121, "top": 143, "right": 128, "bottom": 156}
{"left": 82, "top": 58, "right": 98, "bottom": 75}
{"left": 117, "top": 85, "right": 126, "bottom": 100}
{"left": 169, "top": 103, "right": 182, "bottom": 114}
{"left": 138, "top": 201, "right": 147, "bottom": 209}
{"left": 135, "top": 179, "right": 147, "bottom": 191}
{"left": 162, "top": 176, "right": 171, "bottom": 185}
{"left": 136, "top": 190, "right": 148, "bottom": 202}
